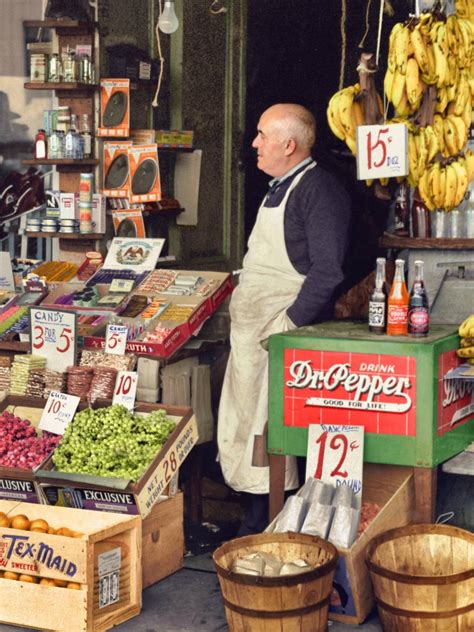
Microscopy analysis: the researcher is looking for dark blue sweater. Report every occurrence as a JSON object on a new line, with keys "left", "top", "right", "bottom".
{"left": 262, "top": 162, "right": 351, "bottom": 326}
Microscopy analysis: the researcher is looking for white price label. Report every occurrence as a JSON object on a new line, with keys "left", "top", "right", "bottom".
{"left": 39, "top": 391, "right": 80, "bottom": 435}
{"left": 29, "top": 307, "right": 77, "bottom": 372}
{"left": 113, "top": 371, "right": 138, "bottom": 411}
{"left": 356, "top": 123, "right": 408, "bottom": 180}
{"left": 305, "top": 424, "right": 364, "bottom": 507}
{"left": 105, "top": 324, "right": 128, "bottom": 356}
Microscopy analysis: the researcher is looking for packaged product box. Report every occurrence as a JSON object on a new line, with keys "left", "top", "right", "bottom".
{"left": 91, "top": 193, "right": 106, "bottom": 234}
{"left": 130, "top": 129, "right": 156, "bottom": 145}
{"left": 98, "top": 78, "right": 130, "bottom": 137}
{"left": 155, "top": 130, "right": 194, "bottom": 149}
{"left": 102, "top": 141, "right": 133, "bottom": 198}
{"left": 128, "top": 144, "right": 161, "bottom": 203}
{"left": 59, "top": 192, "right": 80, "bottom": 220}
{"left": 0, "top": 499, "right": 141, "bottom": 632}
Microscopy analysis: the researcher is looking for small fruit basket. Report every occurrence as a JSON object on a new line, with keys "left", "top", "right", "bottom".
{"left": 0, "top": 499, "right": 141, "bottom": 632}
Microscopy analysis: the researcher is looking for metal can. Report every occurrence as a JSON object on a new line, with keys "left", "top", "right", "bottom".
{"left": 79, "top": 55, "right": 93, "bottom": 84}
{"left": 48, "top": 53, "right": 62, "bottom": 82}
{"left": 79, "top": 173, "right": 94, "bottom": 204}
{"left": 30, "top": 54, "right": 48, "bottom": 82}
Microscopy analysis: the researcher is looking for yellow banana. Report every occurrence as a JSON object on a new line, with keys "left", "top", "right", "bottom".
{"left": 422, "top": 41, "right": 437, "bottom": 85}
{"left": 446, "top": 15, "right": 459, "bottom": 57}
{"left": 452, "top": 159, "right": 469, "bottom": 207}
{"left": 424, "top": 125, "right": 439, "bottom": 163}
{"left": 435, "top": 87, "right": 449, "bottom": 114}
{"left": 449, "top": 115, "right": 468, "bottom": 153}
{"left": 418, "top": 167, "right": 436, "bottom": 210}
{"left": 460, "top": 337, "right": 474, "bottom": 347}
{"left": 406, "top": 57, "right": 422, "bottom": 106}
{"left": 379, "top": 177, "right": 389, "bottom": 186}
{"left": 419, "top": 12, "right": 433, "bottom": 37}
{"left": 327, "top": 93, "right": 346, "bottom": 141}
{"left": 345, "top": 135, "right": 357, "bottom": 156}
{"left": 395, "top": 25, "right": 410, "bottom": 74}
{"left": 464, "top": 149, "right": 474, "bottom": 181}
{"left": 443, "top": 163, "right": 458, "bottom": 210}
{"left": 351, "top": 99, "right": 365, "bottom": 129}
{"left": 444, "top": 117, "right": 460, "bottom": 156}
{"left": 455, "top": 0, "right": 470, "bottom": 19}
{"left": 388, "top": 23, "right": 404, "bottom": 72}
{"left": 461, "top": 97, "right": 472, "bottom": 133}
{"left": 338, "top": 86, "right": 358, "bottom": 140}
{"left": 433, "top": 114, "right": 446, "bottom": 154}
{"left": 410, "top": 25, "right": 429, "bottom": 74}
{"left": 457, "top": 346, "right": 474, "bottom": 358}
{"left": 457, "top": 18, "right": 473, "bottom": 66}
{"left": 417, "top": 127, "right": 429, "bottom": 176}
{"left": 429, "top": 162, "right": 443, "bottom": 208}
{"left": 391, "top": 68, "right": 407, "bottom": 109}
{"left": 395, "top": 89, "right": 411, "bottom": 117}
{"left": 436, "top": 166, "right": 447, "bottom": 209}
{"left": 433, "top": 39, "right": 449, "bottom": 87}
{"left": 407, "top": 131, "right": 419, "bottom": 187}
{"left": 459, "top": 314, "right": 474, "bottom": 337}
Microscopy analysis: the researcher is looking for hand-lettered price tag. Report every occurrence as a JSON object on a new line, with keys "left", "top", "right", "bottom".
{"left": 29, "top": 307, "right": 77, "bottom": 372}
{"left": 113, "top": 371, "right": 138, "bottom": 411}
{"left": 105, "top": 324, "right": 128, "bottom": 356}
{"left": 109, "top": 278, "right": 135, "bottom": 293}
{"left": 305, "top": 424, "right": 364, "bottom": 506}
{"left": 356, "top": 123, "right": 408, "bottom": 180}
{"left": 39, "top": 391, "right": 80, "bottom": 435}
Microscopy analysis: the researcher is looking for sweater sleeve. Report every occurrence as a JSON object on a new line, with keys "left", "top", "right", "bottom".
{"left": 286, "top": 171, "right": 351, "bottom": 327}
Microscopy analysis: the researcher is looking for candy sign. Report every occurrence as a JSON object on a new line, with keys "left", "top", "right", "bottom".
{"left": 113, "top": 371, "right": 138, "bottom": 411}
{"left": 356, "top": 123, "right": 408, "bottom": 180}
{"left": 29, "top": 307, "right": 77, "bottom": 372}
{"left": 105, "top": 323, "right": 128, "bottom": 356}
{"left": 39, "top": 391, "right": 80, "bottom": 435}
{"left": 283, "top": 349, "right": 417, "bottom": 435}
{"left": 306, "top": 424, "right": 364, "bottom": 506}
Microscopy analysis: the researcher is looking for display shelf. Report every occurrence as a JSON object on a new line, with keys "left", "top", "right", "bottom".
{"left": 380, "top": 232, "right": 474, "bottom": 250}
{"left": 23, "top": 19, "right": 97, "bottom": 34}
{"left": 24, "top": 82, "right": 98, "bottom": 91}
{"left": 22, "top": 159, "right": 98, "bottom": 172}
{"left": 25, "top": 231, "right": 104, "bottom": 240}
{"left": 0, "top": 341, "right": 29, "bottom": 353}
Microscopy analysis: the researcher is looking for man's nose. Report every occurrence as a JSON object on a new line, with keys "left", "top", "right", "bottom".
{"left": 251, "top": 136, "right": 259, "bottom": 148}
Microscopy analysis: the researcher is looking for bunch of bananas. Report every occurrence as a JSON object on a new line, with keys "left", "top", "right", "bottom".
{"left": 327, "top": 84, "right": 374, "bottom": 156}
{"left": 418, "top": 152, "right": 474, "bottom": 211}
{"left": 455, "top": 0, "right": 474, "bottom": 24}
{"left": 457, "top": 314, "right": 474, "bottom": 364}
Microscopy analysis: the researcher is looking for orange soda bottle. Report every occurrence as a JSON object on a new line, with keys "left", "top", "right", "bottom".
{"left": 387, "top": 259, "right": 409, "bottom": 335}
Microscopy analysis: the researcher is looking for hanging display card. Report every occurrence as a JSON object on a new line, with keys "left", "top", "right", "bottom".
{"left": 305, "top": 424, "right": 364, "bottom": 507}
{"left": 29, "top": 307, "right": 77, "bottom": 372}
{"left": 105, "top": 323, "right": 128, "bottom": 356}
{"left": 0, "top": 253, "right": 14, "bottom": 291}
{"left": 356, "top": 123, "right": 408, "bottom": 180}
{"left": 103, "top": 237, "right": 165, "bottom": 271}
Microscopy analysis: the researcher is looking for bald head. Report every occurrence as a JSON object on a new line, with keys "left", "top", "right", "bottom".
{"left": 252, "top": 104, "right": 316, "bottom": 177}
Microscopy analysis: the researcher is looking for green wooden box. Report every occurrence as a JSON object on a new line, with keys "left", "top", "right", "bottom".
{"left": 268, "top": 322, "right": 474, "bottom": 468}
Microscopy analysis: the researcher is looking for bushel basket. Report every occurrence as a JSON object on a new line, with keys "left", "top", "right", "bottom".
{"left": 366, "top": 523, "right": 474, "bottom": 631}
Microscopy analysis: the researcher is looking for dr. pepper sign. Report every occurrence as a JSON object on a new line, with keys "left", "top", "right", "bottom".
{"left": 283, "top": 349, "right": 417, "bottom": 436}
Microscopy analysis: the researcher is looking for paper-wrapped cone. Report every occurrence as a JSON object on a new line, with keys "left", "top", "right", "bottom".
{"left": 274, "top": 495, "right": 308, "bottom": 533}
{"left": 301, "top": 502, "right": 335, "bottom": 539}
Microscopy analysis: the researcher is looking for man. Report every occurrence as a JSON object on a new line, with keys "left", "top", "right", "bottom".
{"left": 217, "top": 103, "right": 351, "bottom": 533}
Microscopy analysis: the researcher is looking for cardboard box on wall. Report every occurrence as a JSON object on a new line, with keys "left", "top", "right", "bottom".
{"left": 98, "top": 78, "right": 130, "bottom": 137}
{"left": 102, "top": 141, "right": 133, "bottom": 198}
{"left": 128, "top": 144, "right": 161, "bottom": 203}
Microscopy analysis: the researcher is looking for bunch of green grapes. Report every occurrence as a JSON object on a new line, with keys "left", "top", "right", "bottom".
{"left": 52, "top": 405, "right": 176, "bottom": 481}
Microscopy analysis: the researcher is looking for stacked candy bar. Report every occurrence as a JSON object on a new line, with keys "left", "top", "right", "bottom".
{"left": 10, "top": 355, "right": 47, "bottom": 396}
{"left": 0, "top": 357, "right": 11, "bottom": 392}
{"left": 27, "top": 369, "right": 45, "bottom": 398}
{"left": 89, "top": 366, "right": 117, "bottom": 402}
{"left": 66, "top": 365, "right": 94, "bottom": 400}
{"left": 43, "top": 369, "right": 67, "bottom": 398}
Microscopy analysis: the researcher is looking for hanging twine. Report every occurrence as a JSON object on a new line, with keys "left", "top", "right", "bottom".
{"left": 339, "top": 0, "right": 347, "bottom": 90}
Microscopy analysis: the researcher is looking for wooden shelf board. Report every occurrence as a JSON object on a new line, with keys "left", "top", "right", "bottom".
{"left": 25, "top": 232, "right": 104, "bottom": 240}
{"left": 23, "top": 19, "right": 97, "bottom": 32}
{"left": 24, "top": 82, "right": 98, "bottom": 91}
{"left": 22, "top": 159, "right": 98, "bottom": 171}
{"left": 0, "top": 341, "right": 29, "bottom": 353}
{"left": 379, "top": 233, "right": 474, "bottom": 250}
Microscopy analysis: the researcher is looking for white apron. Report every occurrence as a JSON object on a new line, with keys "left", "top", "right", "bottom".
{"left": 218, "top": 162, "right": 316, "bottom": 494}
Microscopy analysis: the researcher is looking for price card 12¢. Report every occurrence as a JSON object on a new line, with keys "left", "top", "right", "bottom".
{"left": 305, "top": 424, "right": 365, "bottom": 507}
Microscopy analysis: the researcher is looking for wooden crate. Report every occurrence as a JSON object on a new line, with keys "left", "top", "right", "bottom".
{"left": 0, "top": 500, "right": 141, "bottom": 632}
{"left": 329, "top": 463, "right": 414, "bottom": 625}
{"left": 141, "top": 492, "right": 184, "bottom": 588}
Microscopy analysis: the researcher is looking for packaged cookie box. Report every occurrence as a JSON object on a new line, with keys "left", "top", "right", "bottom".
{"left": 0, "top": 499, "right": 141, "bottom": 632}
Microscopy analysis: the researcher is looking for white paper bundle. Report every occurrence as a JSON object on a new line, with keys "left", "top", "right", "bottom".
{"left": 274, "top": 495, "right": 308, "bottom": 533}
{"left": 332, "top": 484, "right": 355, "bottom": 508}
{"left": 328, "top": 506, "right": 361, "bottom": 549}
{"left": 301, "top": 502, "right": 335, "bottom": 539}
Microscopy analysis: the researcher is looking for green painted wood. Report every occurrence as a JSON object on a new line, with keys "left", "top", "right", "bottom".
{"left": 268, "top": 321, "right": 474, "bottom": 468}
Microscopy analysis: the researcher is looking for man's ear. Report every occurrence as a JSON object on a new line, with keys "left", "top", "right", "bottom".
{"left": 284, "top": 138, "right": 297, "bottom": 156}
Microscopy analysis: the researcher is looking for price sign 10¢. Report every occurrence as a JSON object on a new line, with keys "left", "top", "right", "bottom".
{"left": 113, "top": 371, "right": 138, "bottom": 411}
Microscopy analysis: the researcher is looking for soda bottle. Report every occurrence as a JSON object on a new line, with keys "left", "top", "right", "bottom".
{"left": 387, "top": 259, "right": 409, "bottom": 335}
{"left": 408, "top": 260, "right": 430, "bottom": 337}
{"left": 394, "top": 182, "right": 409, "bottom": 236}
{"left": 368, "top": 257, "right": 387, "bottom": 334}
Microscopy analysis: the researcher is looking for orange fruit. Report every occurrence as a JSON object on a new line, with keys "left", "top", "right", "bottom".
{"left": 10, "top": 515, "right": 30, "bottom": 530}
{"left": 19, "top": 574, "right": 38, "bottom": 583}
{"left": 4, "top": 571, "right": 19, "bottom": 580}
{"left": 67, "top": 582, "right": 81, "bottom": 590}
{"left": 30, "top": 519, "right": 49, "bottom": 533}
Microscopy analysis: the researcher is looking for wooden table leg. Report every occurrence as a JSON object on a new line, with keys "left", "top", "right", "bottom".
{"left": 413, "top": 466, "right": 438, "bottom": 523}
{"left": 269, "top": 454, "right": 285, "bottom": 521}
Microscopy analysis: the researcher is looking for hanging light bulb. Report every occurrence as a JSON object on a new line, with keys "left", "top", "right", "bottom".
{"left": 158, "top": 1, "right": 179, "bottom": 34}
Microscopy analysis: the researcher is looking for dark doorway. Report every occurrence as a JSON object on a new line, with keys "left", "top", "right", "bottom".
{"left": 243, "top": 0, "right": 409, "bottom": 287}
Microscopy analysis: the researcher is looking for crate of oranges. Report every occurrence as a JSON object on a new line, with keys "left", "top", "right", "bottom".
{"left": 0, "top": 500, "right": 141, "bottom": 631}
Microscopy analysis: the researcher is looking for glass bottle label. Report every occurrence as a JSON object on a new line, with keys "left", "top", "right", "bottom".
{"left": 368, "top": 301, "right": 385, "bottom": 326}
{"left": 388, "top": 305, "right": 408, "bottom": 324}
